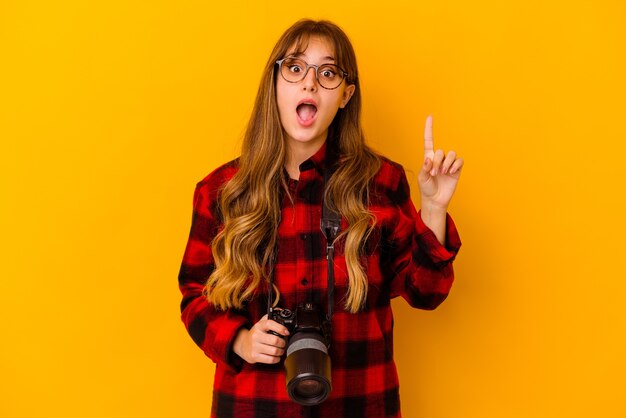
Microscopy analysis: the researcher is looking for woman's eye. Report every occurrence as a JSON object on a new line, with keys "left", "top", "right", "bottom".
{"left": 289, "top": 65, "right": 303, "bottom": 73}
{"left": 320, "top": 67, "right": 336, "bottom": 78}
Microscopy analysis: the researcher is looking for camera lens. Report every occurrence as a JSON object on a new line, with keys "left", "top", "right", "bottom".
{"left": 284, "top": 332, "right": 332, "bottom": 405}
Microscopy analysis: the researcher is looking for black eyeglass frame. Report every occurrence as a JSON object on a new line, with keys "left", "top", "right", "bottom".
{"left": 275, "top": 57, "right": 349, "bottom": 90}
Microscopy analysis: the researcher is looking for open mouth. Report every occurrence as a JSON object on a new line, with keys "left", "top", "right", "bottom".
{"left": 296, "top": 103, "right": 318, "bottom": 124}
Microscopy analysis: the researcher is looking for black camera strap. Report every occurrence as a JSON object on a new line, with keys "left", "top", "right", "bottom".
{"left": 267, "top": 143, "right": 341, "bottom": 321}
{"left": 320, "top": 149, "right": 341, "bottom": 321}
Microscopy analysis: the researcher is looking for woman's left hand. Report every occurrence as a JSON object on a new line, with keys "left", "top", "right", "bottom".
{"left": 417, "top": 115, "right": 464, "bottom": 212}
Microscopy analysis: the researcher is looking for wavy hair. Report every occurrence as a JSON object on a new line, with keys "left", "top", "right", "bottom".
{"left": 204, "top": 19, "right": 381, "bottom": 313}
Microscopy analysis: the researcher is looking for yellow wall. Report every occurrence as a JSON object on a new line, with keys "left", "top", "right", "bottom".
{"left": 1, "top": 1, "right": 624, "bottom": 417}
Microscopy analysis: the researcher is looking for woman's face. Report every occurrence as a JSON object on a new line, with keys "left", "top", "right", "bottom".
{"left": 276, "top": 36, "right": 355, "bottom": 153}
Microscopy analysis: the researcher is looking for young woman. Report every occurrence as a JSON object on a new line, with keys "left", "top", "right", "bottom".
{"left": 179, "top": 19, "right": 463, "bottom": 418}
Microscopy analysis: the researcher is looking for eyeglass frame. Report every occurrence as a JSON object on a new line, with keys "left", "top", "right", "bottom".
{"left": 275, "top": 57, "right": 349, "bottom": 90}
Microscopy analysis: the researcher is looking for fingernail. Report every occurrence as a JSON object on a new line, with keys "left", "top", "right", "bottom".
{"left": 430, "top": 169, "right": 436, "bottom": 176}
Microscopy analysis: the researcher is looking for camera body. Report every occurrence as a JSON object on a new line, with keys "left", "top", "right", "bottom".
{"left": 269, "top": 303, "right": 332, "bottom": 406}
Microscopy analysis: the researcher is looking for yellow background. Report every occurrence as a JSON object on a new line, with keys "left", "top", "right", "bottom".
{"left": 1, "top": 1, "right": 625, "bottom": 417}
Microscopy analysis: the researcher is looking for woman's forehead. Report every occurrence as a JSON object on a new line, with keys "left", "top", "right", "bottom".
{"left": 286, "top": 35, "right": 336, "bottom": 59}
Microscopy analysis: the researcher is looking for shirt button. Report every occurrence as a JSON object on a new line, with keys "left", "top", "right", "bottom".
{"left": 301, "top": 278, "right": 308, "bottom": 286}
{"left": 300, "top": 233, "right": 308, "bottom": 240}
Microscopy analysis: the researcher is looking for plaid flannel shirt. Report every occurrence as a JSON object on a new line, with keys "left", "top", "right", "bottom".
{"left": 179, "top": 144, "right": 461, "bottom": 417}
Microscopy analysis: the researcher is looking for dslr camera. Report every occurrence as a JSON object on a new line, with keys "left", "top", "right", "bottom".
{"left": 269, "top": 302, "right": 332, "bottom": 406}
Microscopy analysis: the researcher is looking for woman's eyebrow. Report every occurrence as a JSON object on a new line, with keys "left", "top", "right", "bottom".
{"left": 290, "top": 52, "right": 336, "bottom": 63}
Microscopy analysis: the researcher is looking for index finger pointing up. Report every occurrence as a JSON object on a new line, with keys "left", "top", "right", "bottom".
{"left": 424, "top": 115, "right": 434, "bottom": 158}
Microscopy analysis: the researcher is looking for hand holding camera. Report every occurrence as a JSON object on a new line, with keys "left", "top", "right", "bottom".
{"left": 233, "top": 314, "right": 290, "bottom": 365}
{"left": 233, "top": 304, "right": 333, "bottom": 406}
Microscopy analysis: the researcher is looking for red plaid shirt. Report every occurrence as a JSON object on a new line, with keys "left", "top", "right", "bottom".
{"left": 179, "top": 144, "right": 461, "bottom": 417}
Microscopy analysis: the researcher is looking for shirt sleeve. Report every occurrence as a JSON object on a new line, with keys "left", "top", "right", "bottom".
{"left": 178, "top": 177, "right": 251, "bottom": 372}
{"left": 386, "top": 166, "right": 462, "bottom": 310}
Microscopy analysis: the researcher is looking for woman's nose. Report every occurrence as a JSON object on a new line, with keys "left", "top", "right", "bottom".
{"left": 301, "top": 67, "right": 318, "bottom": 91}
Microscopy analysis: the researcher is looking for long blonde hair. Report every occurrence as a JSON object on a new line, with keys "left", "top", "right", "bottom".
{"left": 204, "top": 19, "right": 381, "bottom": 313}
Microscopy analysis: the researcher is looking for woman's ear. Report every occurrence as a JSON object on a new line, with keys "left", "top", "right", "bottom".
{"left": 339, "top": 84, "right": 356, "bottom": 108}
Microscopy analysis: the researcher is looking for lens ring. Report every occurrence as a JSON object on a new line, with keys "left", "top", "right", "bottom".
{"left": 286, "top": 336, "right": 327, "bottom": 357}
{"left": 287, "top": 373, "right": 331, "bottom": 406}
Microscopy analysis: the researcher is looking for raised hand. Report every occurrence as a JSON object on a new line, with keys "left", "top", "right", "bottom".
{"left": 417, "top": 115, "right": 464, "bottom": 213}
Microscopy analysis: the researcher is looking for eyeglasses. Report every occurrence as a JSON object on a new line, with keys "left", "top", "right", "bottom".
{"left": 275, "top": 57, "right": 348, "bottom": 90}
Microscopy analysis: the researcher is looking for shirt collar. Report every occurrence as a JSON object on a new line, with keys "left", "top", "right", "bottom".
{"left": 298, "top": 141, "right": 328, "bottom": 175}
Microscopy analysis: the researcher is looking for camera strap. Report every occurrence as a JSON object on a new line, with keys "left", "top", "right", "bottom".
{"left": 320, "top": 145, "right": 341, "bottom": 321}
{"left": 267, "top": 142, "right": 341, "bottom": 320}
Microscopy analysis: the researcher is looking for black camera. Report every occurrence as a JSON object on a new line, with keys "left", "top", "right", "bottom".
{"left": 269, "top": 303, "right": 332, "bottom": 406}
